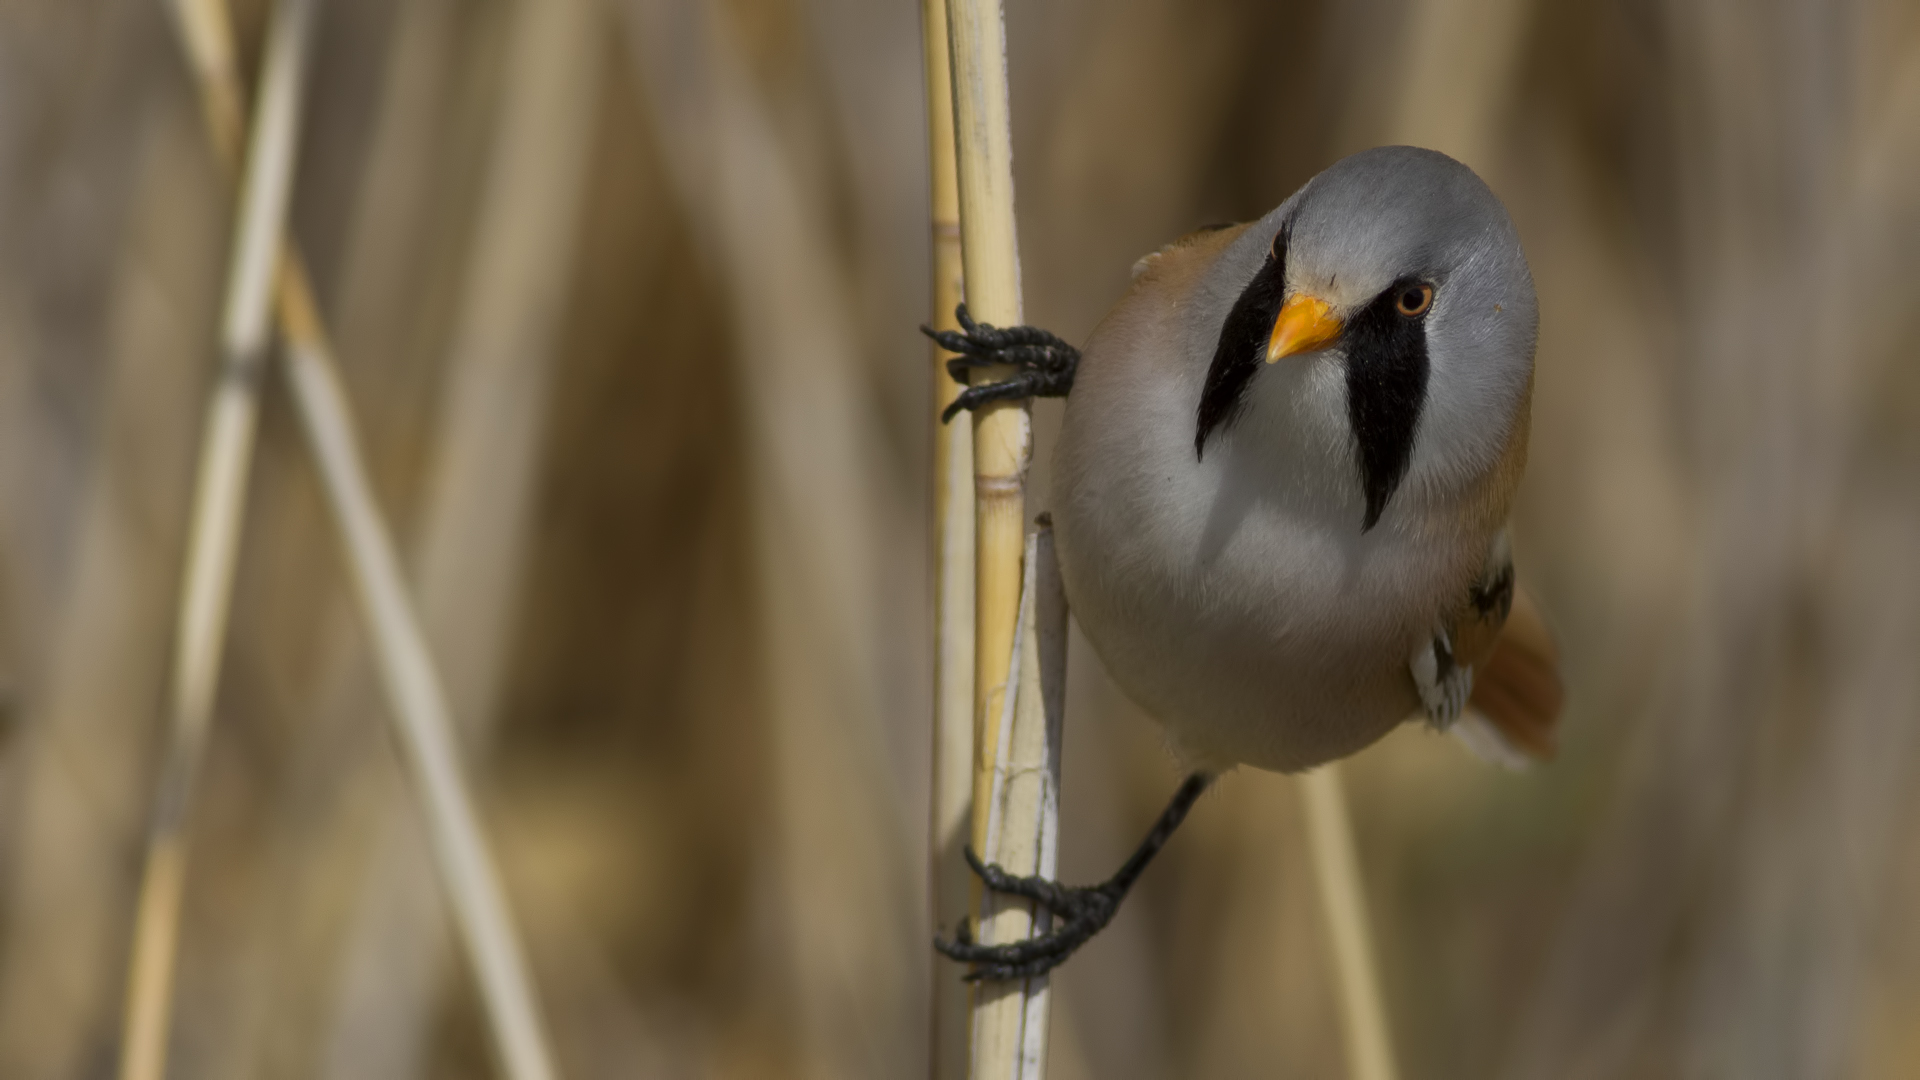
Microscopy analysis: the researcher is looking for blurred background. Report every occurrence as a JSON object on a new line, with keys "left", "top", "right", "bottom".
{"left": 1, "top": 0, "right": 1918, "bottom": 1077}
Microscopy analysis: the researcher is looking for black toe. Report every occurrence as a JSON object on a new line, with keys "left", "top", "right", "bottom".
{"left": 930, "top": 774, "right": 1214, "bottom": 982}
{"left": 933, "top": 849, "right": 1124, "bottom": 980}
{"left": 925, "top": 302, "right": 1080, "bottom": 422}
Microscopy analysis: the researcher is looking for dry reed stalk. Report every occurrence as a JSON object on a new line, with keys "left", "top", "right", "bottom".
{"left": 973, "top": 528, "right": 1066, "bottom": 1079}
{"left": 281, "top": 340, "right": 557, "bottom": 1080}
{"left": 945, "top": 0, "right": 1026, "bottom": 865}
{"left": 922, "top": 0, "right": 976, "bottom": 1075}
{"left": 319, "top": 0, "right": 600, "bottom": 1070}
{"left": 155, "top": 2, "right": 562, "bottom": 1077}
{"left": 198, "top": 6, "right": 469, "bottom": 1067}
{"left": 943, "top": 0, "right": 1050, "bottom": 1073}
{"left": 1300, "top": 767, "right": 1399, "bottom": 1080}
{"left": 119, "top": 2, "right": 317, "bottom": 1077}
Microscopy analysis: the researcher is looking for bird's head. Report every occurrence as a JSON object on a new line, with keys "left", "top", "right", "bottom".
{"left": 1195, "top": 146, "right": 1537, "bottom": 531}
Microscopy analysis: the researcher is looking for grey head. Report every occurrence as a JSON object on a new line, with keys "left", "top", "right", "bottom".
{"left": 1194, "top": 146, "right": 1537, "bottom": 530}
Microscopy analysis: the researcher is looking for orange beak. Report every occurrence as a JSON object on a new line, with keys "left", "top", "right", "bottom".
{"left": 1265, "top": 293, "right": 1344, "bottom": 362}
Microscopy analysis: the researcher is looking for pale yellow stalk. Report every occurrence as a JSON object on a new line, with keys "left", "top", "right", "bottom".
{"left": 943, "top": 0, "right": 1049, "bottom": 1074}
{"left": 119, "top": 2, "right": 316, "bottom": 1077}
{"left": 947, "top": 0, "right": 1028, "bottom": 868}
{"left": 922, "top": 0, "right": 976, "bottom": 1075}
{"left": 1302, "top": 766, "right": 1400, "bottom": 1080}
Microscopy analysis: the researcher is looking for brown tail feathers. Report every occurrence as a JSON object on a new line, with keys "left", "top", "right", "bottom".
{"left": 1464, "top": 586, "right": 1564, "bottom": 762}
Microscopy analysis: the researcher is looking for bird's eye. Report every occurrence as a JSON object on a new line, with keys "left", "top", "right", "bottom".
{"left": 1395, "top": 283, "right": 1434, "bottom": 317}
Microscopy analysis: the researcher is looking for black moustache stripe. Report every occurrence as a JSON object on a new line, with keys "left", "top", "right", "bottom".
{"left": 1194, "top": 223, "right": 1288, "bottom": 460}
{"left": 1344, "top": 277, "right": 1430, "bottom": 530}
{"left": 1195, "top": 223, "right": 1432, "bottom": 532}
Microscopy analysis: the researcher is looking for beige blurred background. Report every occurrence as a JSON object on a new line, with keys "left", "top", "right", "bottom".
{"left": 1, "top": 0, "right": 1919, "bottom": 1077}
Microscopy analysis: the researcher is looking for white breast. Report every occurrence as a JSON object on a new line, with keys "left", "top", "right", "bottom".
{"left": 1050, "top": 280, "right": 1490, "bottom": 773}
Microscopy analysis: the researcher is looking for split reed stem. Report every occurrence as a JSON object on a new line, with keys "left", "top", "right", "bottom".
{"left": 973, "top": 528, "right": 1067, "bottom": 1079}
{"left": 943, "top": 0, "right": 1052, "bottom": 1075}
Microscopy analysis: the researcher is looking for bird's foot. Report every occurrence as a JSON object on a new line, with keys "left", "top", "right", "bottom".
{"left": 934, "top": 848, "right": 1121, "bottom": 980}
{"left": 934, "top": 773, "right": 1212, "bottom": 980}
{"left": 923, "top": 302, "right": 1080, "bottom": 422}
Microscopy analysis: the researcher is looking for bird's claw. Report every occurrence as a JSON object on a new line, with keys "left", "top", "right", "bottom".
{"left": 922, "top": 303, "right": 1080, "bottom": 422}
{"left": 932, "top": 847, "right": 1120, "bottom": 981}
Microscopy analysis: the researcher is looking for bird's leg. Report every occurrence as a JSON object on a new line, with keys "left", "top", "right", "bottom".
{"left": 922, "top": 302, "right": 1080, "bottom": 422}
{"left": 935, "top": 772, "right": 1212, "bottom": 981}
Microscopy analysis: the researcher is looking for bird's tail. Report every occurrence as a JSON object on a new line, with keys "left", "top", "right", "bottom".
{"left": 1453, "top": 587, "right": 1564, "bottom": 767}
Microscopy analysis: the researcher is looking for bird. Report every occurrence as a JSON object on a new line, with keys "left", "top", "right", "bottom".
{"left": 925, "top": 145, "right": 1564, "bottom": 981}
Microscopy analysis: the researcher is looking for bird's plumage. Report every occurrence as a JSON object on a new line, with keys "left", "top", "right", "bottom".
{"left": 1052, "top": 146, "right": 1559, "bottom": 773}
{"left": 929, "top": 145, "right": 1566, "bottom": 981}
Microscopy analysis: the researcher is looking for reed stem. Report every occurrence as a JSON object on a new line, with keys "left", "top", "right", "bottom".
{"left": 283, "top": 340, "right": 557, "bottom": 1080}
{"left": 972, "top": 528, "right": 1067, "bottom": 1080}
{"left": 149, "top": 3, "right": 562, "bottom": 1077}
{"left": 120, "top": 3, "right": 317, "bottom": 1077}
{"left": 942, "top": 0, "right": 1051, "bottom": 1074}
{"left": 1301, "top": 765, "right": 1400, "bottom": 1080}
{"left": 923, "top": 0, "right": 976, "bottom": 1074}
{"left": 946, "top": 0, "right": 1028, "bottom": 870}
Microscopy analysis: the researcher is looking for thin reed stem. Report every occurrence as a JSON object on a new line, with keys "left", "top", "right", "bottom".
{"left": 120, "top": 2, "right": 317, "bottom": 1077}
{"left": 320, "top": 0, "right": 599, "bottom": 1070}
{"left": 943, "top": 0, "right": 1051, "bottom": 1074}
{"left": 1301, "top": 766, "right": 1400, "bottom": 1080}
{"left": 923, "top": 0, "right": 975, "bottom": 1075}
{"left": 147, "top": 3, "right": 562, "bottom": 1078}
{"left": 946, "top": 0, "right": 1027, "bottom": 870}
{"left": 282, "top": 341, "right": 556, "bottom": 1080}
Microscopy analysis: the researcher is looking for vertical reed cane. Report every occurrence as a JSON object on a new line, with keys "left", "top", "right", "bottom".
{"left": 942, "top": 0, "right": 1055, "bottom": 1075}
{"left": 972, "top": 528, "right": 1067, "bottom": 1079}
{"left": 922, "top": 0, "right": 976, "bottom": 1076}
{"left": 1302, "top": 767, "right": 1400, "bottom": 1080}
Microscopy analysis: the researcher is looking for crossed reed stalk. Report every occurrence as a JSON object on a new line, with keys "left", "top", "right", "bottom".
{"left": 118, "top": 2, "right": 558, "bottom": 1079}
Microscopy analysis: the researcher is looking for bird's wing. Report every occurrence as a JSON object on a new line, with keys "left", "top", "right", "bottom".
{"left": 1128, "top": 221, "right": 1249, "bottom": 280}
{"left": 1411, "top": 531, "right": 1564, "bottom": 766}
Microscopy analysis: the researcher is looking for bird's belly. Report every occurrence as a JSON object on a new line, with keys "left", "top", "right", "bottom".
{"left": 1053, "top": 470, "right": 1463, "bottom": 773}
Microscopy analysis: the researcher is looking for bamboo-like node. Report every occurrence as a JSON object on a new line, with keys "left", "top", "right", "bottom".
{"left": 939, "top": 0, "right": 1059, "bottom": 1077}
